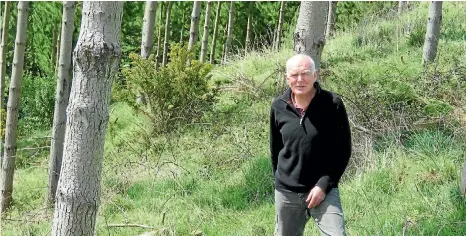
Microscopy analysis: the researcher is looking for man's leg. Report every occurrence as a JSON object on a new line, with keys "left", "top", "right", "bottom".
{"left": 275, "top": 189, "right": 308, "bottom": 236}
{"left": 308, "top": 188, "right": 346, "bottom": 236}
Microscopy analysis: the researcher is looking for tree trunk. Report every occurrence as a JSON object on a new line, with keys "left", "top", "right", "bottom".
{"left": 422, "top": 1, "right": 442, "bottom": 65}
{"left": 0, "top": 2, "right": 11, "bottom": 160}
{"left": 461, "top": 157, "right": 466, "bottom": 195}
{"left": 293, "top": 1, "right": 328, "bottom": 71}
{"left": 210, "top": 1, "right": 222, "bottom": 64}
{"left": 46, "top": 1, "right": 76, "bottom": 206}
{"left": 141, "top": 1, "right": 157, "bottom": 59}
{"left": 223, "top": 1, "right": 235, "bottom": 63}
{"left": 188, "top": 1, "right": 201, "bottom": 50}
{"left": 155, "top": 2, "right": 164, "bottom": 70}
{"left": 162, "top": 1, "right": 173, "bottom": 67}
{"left": 0, "top": 1, "right": 29, "bottom": 213}
{"left": 180, "top": 11, "right": 185, "bottom": 43}
{"left": 199, "top": 1, "right": 212, "bottom": 62}
{"left": 275, "top": 1, "right": 286, "bottom": 50}
{"left": 398, "top": 1, "right": 405, "bottom": 15}
{"left": 51, "top": 24, "right": 58, "bottom": 69}
{"left": 55, "top": 24, "right": 62, "bottom": 75}
{"left": 325, "top": 1, "right": 337, "bottom": 39}
{"left": 51, "top": 2, "right": 123, "bottom": 235}
{"left": 245, "top": 6, "right": 252, "bottom": 55}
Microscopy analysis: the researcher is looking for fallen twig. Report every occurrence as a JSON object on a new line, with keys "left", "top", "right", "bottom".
{"left": 106, "top": 223, "right": 154, "bottom": 229}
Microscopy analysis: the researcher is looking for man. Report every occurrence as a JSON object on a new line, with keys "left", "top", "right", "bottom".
{"left": 270, "top": 54, "right": 351, "bottom": 236}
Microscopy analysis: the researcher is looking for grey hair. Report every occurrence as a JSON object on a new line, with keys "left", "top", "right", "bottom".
{"left": 285, "top": 54, "right": 316, "bottom": 74}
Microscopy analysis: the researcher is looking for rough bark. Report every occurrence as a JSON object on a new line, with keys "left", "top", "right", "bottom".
{"left": 293, "top": 1, "right": 328, "bottom": 71}
{"left": 0, "top": 1, "right": 29, "bottom": 213}
{"left": 46, "top": 1, "right": 76, "bottom": 206}
{"left": 0, "top": 2, "right": 10, "bottom": 160}
{"left": 223, "top": 1, "right": 235, "bottom": 62}
{"left": 188, "top": 1, "right": 201, "bottom": 50}
{"left": 422, "top": 1, "right": 443, "bottom": 65}
{"left": 199, "top": 1, "right": 212, "bottom": 62}
{"left": 210, "top": 1, "right": 222, "bottom": 64}
{"left": 51, "top": 2, "right": 123, "bottom": 235}
{"left": 162, "top": 1, "right": 173, "bottom": 67}
{"left": 275, "top": 1, "right": 286, "bottom": 50}
{"left": 141, "top": 1, "right": 157, "bottom": 59}
{"left": 245, "top": 6, "right": 252, "bottom": 55}
{"left": 325, "top": 1, "right": 337, "bottom": 39}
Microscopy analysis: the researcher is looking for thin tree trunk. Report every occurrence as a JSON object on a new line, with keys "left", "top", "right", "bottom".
{"left": 162, "top": 1, "right": 173, "bottom": 67}
{"left": 51, "top": 24, "right": 58, "bottom": 68}
{"left": 223, "top": 1, "right": 235, "bottom": 63}
{"left": 398, "top": 1, "right": 405, "bottom": 15}
{"left": 245, "top": 6, "right": 252, "bottom": 55}
{"left": 188, "top": 1, "right": 201, "bottom": 50}
{"left": 293, "top": 1, "right": 328, "bottom": 71}
{"left": 51, "top": 2, "right": 123, "bottom": 235}
{"left": 141, "top": 1, "right": 157, "bottom": 59}
{"left": 276, "top": 1, "right": 286, "bottom": 50}
{"left": 422, "top": 1, "right": 443, "bottom": 65}
{"left": 325, "top": 1, "right": 337, "bottom": 39}
{"left": 180, "top": 11, "right": 185, "bottom": 43}
{"left": 46, "top": 1, "right": 76, "bottom": 206}
{"left": 155, "top": 2, "right": 164, "bottom": 70}
{"left": 210, "top": 1, "right": 222, "bottom": 64}
{"left": 55, "top": 24, "right": 62, "bottom": 75}
{"left": 0, "top": 1, "right": 29, "bottom": 213}
{"left": 0, "top": 2, "right": 11, "bottom": 160}
{"left": 199, "top": 1, "right": 212, "bottom": 62}
{"left": 461, "top": 157, "right": 466, "bottom": 195}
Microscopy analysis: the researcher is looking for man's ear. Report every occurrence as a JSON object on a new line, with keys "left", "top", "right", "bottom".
{"left": 314, "top": 71, "right": 319, "bottom": 81}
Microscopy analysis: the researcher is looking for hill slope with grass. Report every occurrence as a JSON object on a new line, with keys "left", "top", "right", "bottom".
{"left": 3, "top": 2, "right": 466, "bottom": 235}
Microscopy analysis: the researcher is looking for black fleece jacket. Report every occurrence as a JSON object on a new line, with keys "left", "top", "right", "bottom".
{"left": 270, "top": 83, "right": 351, "bottom": 194}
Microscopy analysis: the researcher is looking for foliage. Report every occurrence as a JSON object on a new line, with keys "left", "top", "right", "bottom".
{"left": 19, "top": 75, "right": 56, "bottom": 134}
{"left": 116, "top": 43, "right": 218, "bottom": 134}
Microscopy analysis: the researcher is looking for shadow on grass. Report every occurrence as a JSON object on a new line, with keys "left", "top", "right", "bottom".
{"left": 219, "top": 156, "right": 274, "bottom": 211}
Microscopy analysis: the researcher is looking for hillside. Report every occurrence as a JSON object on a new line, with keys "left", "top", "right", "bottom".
{"left": 3, "top": 2, "right": 466, "bottom": 235}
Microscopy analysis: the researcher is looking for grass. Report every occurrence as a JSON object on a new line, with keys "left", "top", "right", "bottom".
{"left": 3, "top": 1, "right": 466, "bottom": 235}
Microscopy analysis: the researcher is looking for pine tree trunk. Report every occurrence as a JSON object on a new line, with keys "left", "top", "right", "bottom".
{"left": 245, "top": 7, "right": 252, "bottom": 55}
{"left": 210, "top": 1, "right": 222, "bottom": 64}
{"left": 141, "top": 1, "right": 157, "bottom": 59}
{"left": 325, "top": 1, "right": 337, "bottom": 39}
{"left": 46, "top": 1, "right": 76, "bottom": 206}
{"left": 0, "top": 1, "right": 29, "bottom": 213}
{"left": 199, "top": 1, "right": 212, "bottom": 62}
{"left": 162, "top": 1, "right": 173, "bottom": 67}
{"left": 0, "top": 2, "right": 11, "bottom": 160}
{"left": 155, "top": 2, "right": 164, "bottom": 70}
{"left": 51, "top": 2, "right": 123, "bottom": 235}
{"left": 224, "top": 1, "right": 235, "bottom": 63}
{"left": 188, "top": 1, "right": 201, "bottom": 50}
{"left": 422, "top": 1, "right": 442, "bottom": 65}
{"left": 293, "top": 1, "right": 328, "bottom": 71}
{"left": 275, "top": 1, "right": 286, "bottom": 50}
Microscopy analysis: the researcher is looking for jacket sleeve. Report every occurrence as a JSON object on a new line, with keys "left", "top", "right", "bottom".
{"left": 270, "top": 105, "right": 283, "bottom": 176}
{"left": 316, "top": 98, "right": 352, "bottom": 194}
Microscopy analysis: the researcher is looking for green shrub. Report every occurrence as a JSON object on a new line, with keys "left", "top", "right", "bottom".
{"left": 117, "top": 43, "right": 219, "bottom": 134}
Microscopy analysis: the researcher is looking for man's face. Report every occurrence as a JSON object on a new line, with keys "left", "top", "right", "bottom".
{"left": 286, "top": 58, "right": 317, "bottom": 95}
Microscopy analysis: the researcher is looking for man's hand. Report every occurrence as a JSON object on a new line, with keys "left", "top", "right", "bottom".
{"left": 305, "top": 186, "right": 326, "bottom": 208}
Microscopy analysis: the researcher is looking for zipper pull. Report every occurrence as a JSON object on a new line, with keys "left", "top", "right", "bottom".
{"left": 300, "top": 117, "right": 303, "bottom": 127}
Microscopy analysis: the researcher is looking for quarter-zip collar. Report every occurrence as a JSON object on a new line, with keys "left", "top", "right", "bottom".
{"left": 279, "top": 82, "right": 322, "bottom": 127}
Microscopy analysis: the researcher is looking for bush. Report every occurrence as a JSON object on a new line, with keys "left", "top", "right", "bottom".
{"left": 116, "top": 43, "right": 219, "bottom": 134}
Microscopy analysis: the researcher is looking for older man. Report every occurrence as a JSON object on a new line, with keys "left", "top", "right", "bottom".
{"left": 270, "top": 54, "right": 351, "bottom": 236}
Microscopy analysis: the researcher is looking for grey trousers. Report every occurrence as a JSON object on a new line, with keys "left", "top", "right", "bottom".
{"left": 274, "top": 188, "right": 346, "bottom": 236}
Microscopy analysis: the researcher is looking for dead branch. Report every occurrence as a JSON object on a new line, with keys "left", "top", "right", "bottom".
{"left": 106, "top": 223, "right": 154, "bottom": 229}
